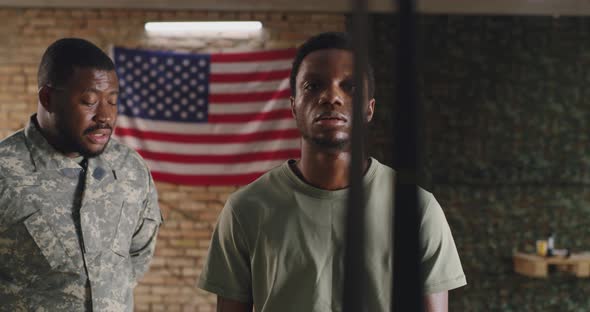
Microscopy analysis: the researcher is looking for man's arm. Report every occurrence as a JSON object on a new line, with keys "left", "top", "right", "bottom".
{"left": 129, "top": 175, "right": 162, "bottom": 281}
{"left": 424, "top": 291, "right": 448, "bottom": 312}
{"left": 419, "top": 191, "right": 466, "bottom": 305}
{"left": 198, "top": 200, "right": 253, "bottom": 305}
{"left": 217, "top": 296, "right": 253, "bottom": 312}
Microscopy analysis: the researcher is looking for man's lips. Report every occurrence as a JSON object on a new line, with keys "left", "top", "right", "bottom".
{"left": 85, "top": 128, "right": 112, "bottom": 144}
{"left": 313, "top": 112, "right": 348, "bottom": 124}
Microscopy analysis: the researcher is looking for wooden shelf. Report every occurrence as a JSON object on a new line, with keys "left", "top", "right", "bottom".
{"left": 513, "top": 252, "right": 590, "bottom": 278}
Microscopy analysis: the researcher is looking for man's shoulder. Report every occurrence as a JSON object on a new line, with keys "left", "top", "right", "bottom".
{"left": 100, "top": 139, "right": 156, "bottom": 194}
{"left": 227, "top": 163, "right": 288, "bottom": 207}
{"left": 103, "top": 138, "right": 150, "bottom": 173}
{"left": 370, "top": 158, "right": 434, "bottom": 202}
{"left": 0, "top": 129, "right": 27, "bottom": 155}
{"left": 0, "top": 129, "right": 32, "bottom": 178}
{"left": 369, "top": 157, "right": 395, "bottom": 180}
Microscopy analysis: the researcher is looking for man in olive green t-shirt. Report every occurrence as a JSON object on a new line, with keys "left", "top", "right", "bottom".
{"left": 198, "top": 32, "right": 466, "bottom": 312}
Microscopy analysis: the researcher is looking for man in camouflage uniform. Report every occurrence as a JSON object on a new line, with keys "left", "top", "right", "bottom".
{"left": 0, "top": 38, "right": 162, "bottom": 311}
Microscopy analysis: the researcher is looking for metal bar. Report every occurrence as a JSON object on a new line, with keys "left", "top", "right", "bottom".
{"left": 342, "top": 0, "right": 370, "bottom": 310}
{"left": 391, "top": 0, "right": 423, "bottom": 311}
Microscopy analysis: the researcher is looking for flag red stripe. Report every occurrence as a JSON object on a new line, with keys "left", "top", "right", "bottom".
{"left": 208, "top": 109, "right": 292, "bottom": 123}
{"left": 152, "top": 171, "right": 266, "bottom": 185}
{"left": 137, "top": 149, "right": 300, "bottom": 164}
{"left": 116, "top": 127, "right": 300, "bottom": 143}
{"left": 210, "top": 69, "right": 291, "bottom": 83}
{"left": 210, "top": 49, "right": 295, "bottom": 63}
{"left": 210, "top": 89, "right": 290, "bottom": 103}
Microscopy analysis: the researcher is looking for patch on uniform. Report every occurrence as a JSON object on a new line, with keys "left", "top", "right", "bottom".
{"left": 92, "top": 167, "right": 106, "bottom": 180}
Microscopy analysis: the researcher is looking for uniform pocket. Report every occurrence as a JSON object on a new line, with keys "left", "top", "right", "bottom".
{"left": 23, "top": 211, "right": 72, "bottom": 271}
{"left": 111, "top": 201, "right": 136, "bottom": 258}
{"left": 107, "top": 201, "right": 139, "bottom": 290}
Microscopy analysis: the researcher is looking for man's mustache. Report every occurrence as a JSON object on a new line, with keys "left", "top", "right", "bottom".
{"left": 83, "top": 123, "right": 112, "bottom": 135}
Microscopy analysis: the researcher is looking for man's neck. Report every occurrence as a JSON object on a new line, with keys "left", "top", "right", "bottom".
{"left": 294, "top": 141, "right": 369, "bottom": 190}
{"left": 34, "top": 114, "right": 81, "bottom": 158}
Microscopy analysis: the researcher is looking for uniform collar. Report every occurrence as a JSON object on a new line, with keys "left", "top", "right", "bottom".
{"left": 24, "top": 114, "right": 116, "bottom": 182}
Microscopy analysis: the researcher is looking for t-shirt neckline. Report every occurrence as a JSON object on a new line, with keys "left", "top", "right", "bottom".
{"left": 280, "top": 157, "right": 379, "bottom": 199}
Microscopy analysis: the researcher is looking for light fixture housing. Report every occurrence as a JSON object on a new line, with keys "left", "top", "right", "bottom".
{"left": 144, "top": 21, "right": 263, "bottom": 37}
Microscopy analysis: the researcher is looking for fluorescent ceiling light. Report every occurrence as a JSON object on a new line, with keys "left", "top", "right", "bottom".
{"left": 145, "top": 21, "right": 263, "bottom": 37}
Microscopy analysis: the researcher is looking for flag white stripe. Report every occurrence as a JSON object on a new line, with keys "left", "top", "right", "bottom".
{"left": 210, "top": 79, "right": 290, "bottom": 94}
{"left": 210, "top": 98, "right": 290, "bottom": 109}
{"left": 210, "top": 60, "right": 292, "bottom": 73}
{"left": 116, "top": 115, "right": 296, "bottom": 134}
{"left": 209, "top": 99, "right": 291, "bottom": 114}
{"left": 117, "top": 136, "right": 301, "bottom": 155}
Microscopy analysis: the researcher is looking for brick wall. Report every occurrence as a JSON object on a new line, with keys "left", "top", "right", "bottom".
{"left": 0, "top": 8, "right": 345, "bottom": 311}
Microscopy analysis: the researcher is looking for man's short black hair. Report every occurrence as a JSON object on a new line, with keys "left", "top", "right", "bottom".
{"left": 290, "top": 31, "right": 375, "bottom": 98}
{"left": 38, "top": 38, "right": 115, "bottom": 88}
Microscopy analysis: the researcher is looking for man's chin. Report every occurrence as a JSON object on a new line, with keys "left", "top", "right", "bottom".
{"left": 80, "top": 149, "right": 105, "bottom": 158}
{"left": 310, "top": 137, "right": 349, "bottom": 150}
{"left": 79, "top": 142, "right": 109, "bottom": 158}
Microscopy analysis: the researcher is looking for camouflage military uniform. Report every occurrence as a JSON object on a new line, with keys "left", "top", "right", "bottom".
{"left": 0, "top": 116, "right": 162, "bottom": 311}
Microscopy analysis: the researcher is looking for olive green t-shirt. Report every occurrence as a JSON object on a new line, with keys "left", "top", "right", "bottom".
{"left": 198, "top": 158, "right": 466, "bottom": 311}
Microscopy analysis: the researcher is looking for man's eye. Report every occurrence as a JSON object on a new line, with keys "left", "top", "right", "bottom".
{"left": 304, "top": 82, "right": 319, "bottom": 91}
{"left": 82, "top": 96, "right": 99, "bottom": 105}
{"left": 342, "top": 81, "right": 356, "bottom": 93}
{"left": 108, "top": 95, "right": 119, "bottom": 106}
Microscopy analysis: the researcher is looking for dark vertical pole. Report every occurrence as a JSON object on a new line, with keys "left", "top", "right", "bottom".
{"left": 391, "top": 0, "right": 423, "bottom": 311}
{"left": 343, "top": 0, "right": 369, "bottom": 311}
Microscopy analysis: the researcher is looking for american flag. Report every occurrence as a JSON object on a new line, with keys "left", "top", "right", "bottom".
{"left": 112, "top": 47, "right": 300, "bottom": 185}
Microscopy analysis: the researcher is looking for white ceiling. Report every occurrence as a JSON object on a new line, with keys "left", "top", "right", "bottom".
{"left": 0, "top": 0, "right": 589, "bottom": 15}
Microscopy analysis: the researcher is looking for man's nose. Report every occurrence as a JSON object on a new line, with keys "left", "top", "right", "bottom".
{"left": 94, "top": 101, "right": 115, "bottom": 124}
{"left": 319, "top": 84, "right": 344, "bottom": 106}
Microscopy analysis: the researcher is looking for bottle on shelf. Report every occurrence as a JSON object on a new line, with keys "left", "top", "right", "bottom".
{"left": 546, "top": 232, "right": 554, "bottom": 257}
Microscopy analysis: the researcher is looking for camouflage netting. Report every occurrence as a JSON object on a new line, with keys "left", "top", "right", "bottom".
{"left": 368, "top": 14, "right": 590, "bottom": 311}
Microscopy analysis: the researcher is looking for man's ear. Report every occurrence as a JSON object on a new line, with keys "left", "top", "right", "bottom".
{"left": 366, "top": 98, "right": 376, "bottom": 122}
{"left": 38, "top": 85, "right": 54, "bottom": 112}
{"left": 290, "top": 96, "right": 297, "bottom": 119}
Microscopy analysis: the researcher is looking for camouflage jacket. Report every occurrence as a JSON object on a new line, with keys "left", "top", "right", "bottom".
{"left": 0, "top": 117, "right": 162, "bottom": 311}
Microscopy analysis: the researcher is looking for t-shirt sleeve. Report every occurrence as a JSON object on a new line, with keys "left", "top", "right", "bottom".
{"left": 419, "top": 191, "right": 467, "bottom": 294}
{"left": 197, "top": 199, "right": 253, "bottom": 303}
